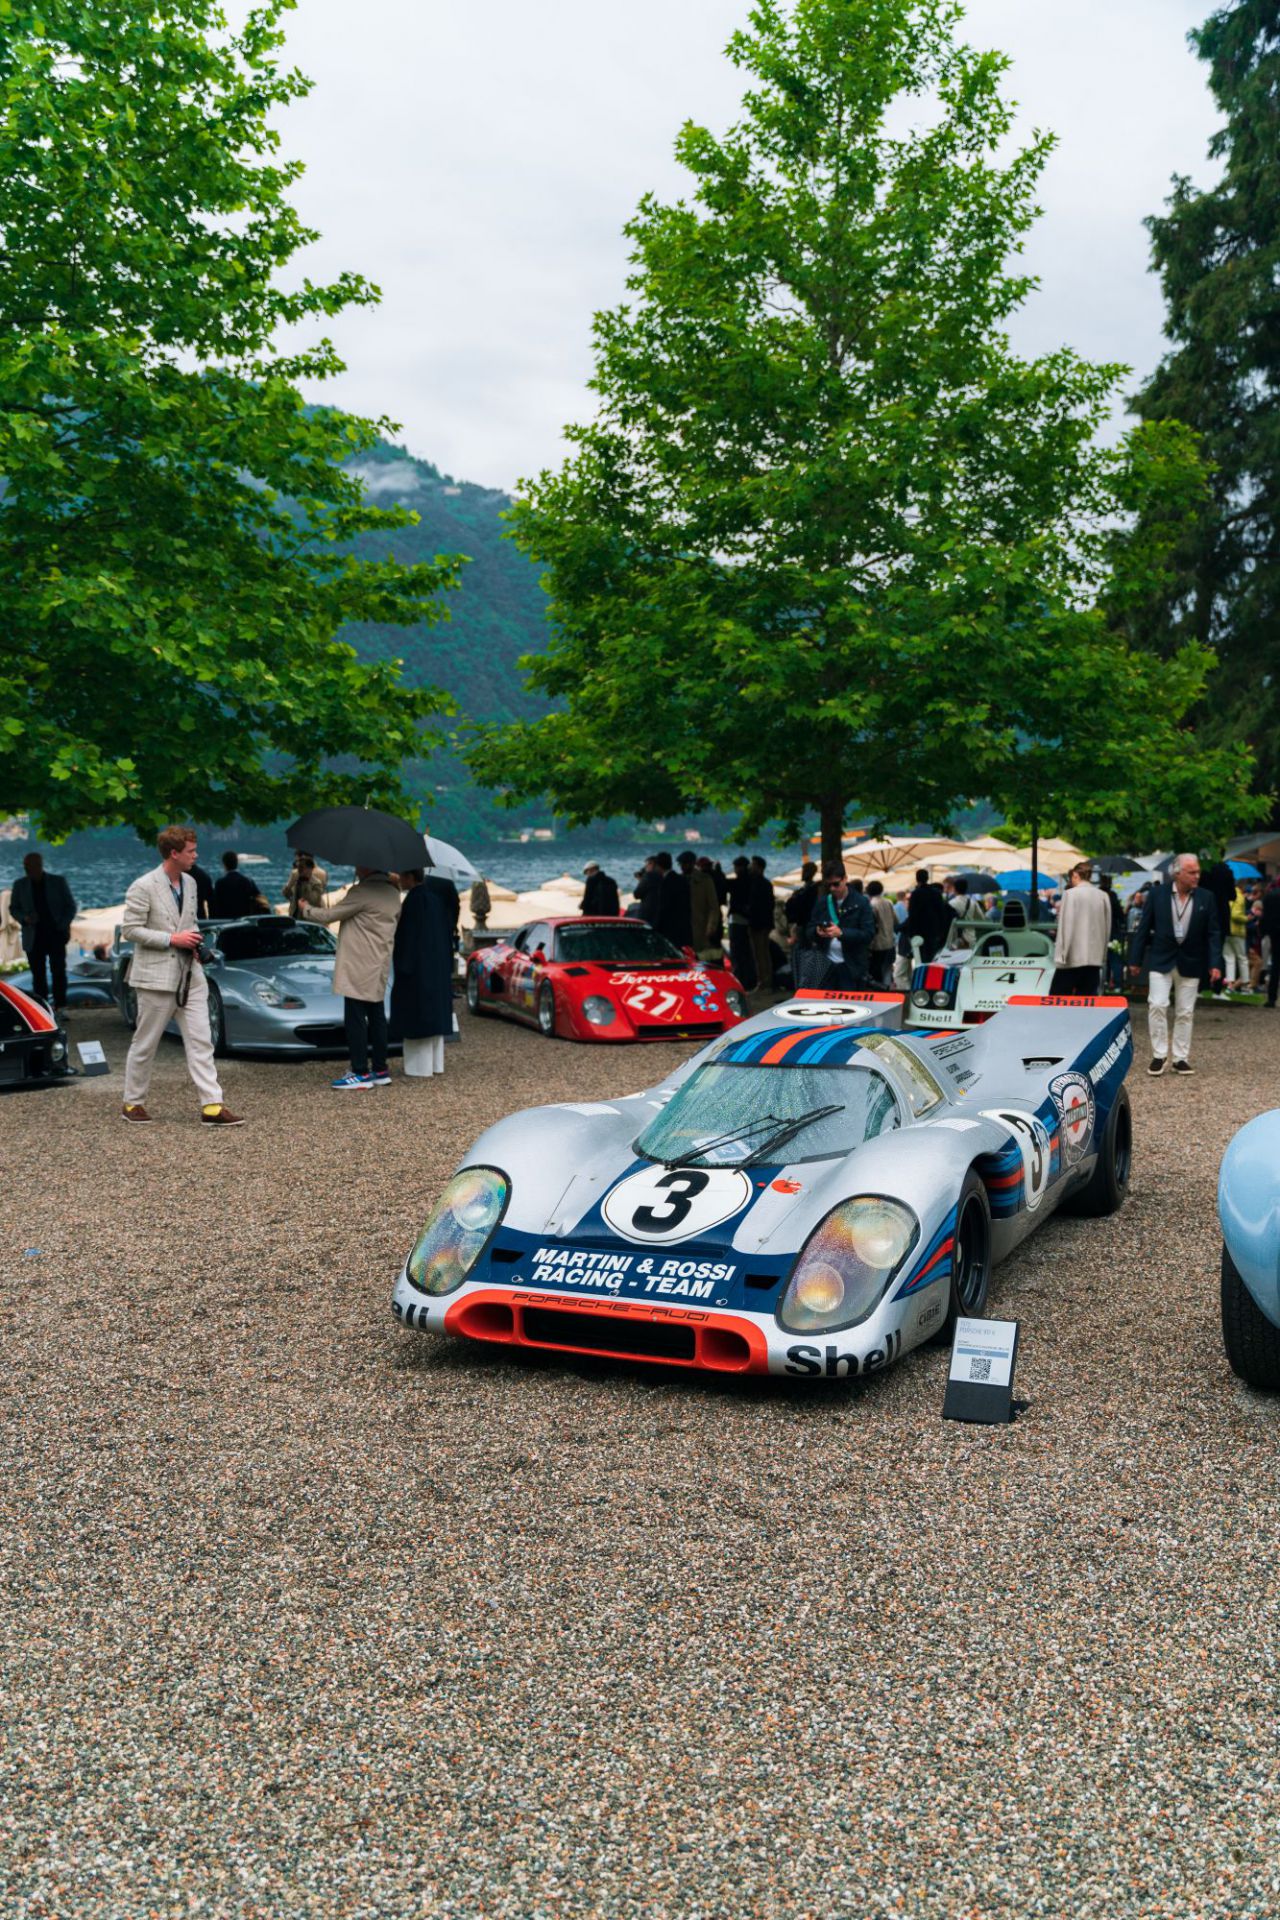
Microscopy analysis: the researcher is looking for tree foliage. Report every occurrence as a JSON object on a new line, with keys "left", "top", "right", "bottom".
{"left": 1129, "top": 0, "right": 1280, "bottom": 802}
{"left": 473, "top": 0, "right": 1258, "bottom": 863}
{"left": 0, "top": 0, "right": 462, "bottom": 838}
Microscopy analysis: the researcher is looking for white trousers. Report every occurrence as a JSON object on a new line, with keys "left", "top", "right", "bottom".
{"left": 1222, "top": 934, "right": 1248, "bottom": 985}
{"left": 1147, "top": 968, "right": 1199, "bottom": 1064}
{"left": 124, "top": 973, "right": 223, "bottom": 1107}
{"left": 403, "top": 1033, "right": 445, "bottom": 1077}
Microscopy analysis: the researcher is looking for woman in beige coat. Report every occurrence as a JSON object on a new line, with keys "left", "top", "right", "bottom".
{"left": 298, "top": 868, "right": 402, "bottom": 1088}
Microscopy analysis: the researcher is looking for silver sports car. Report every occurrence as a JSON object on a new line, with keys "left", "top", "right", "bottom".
{"left": 392, "top": 986, "right": 1134, "bottom": 1380}
{"left": 112, "top": 915, "right": 390, "bottom": 1056}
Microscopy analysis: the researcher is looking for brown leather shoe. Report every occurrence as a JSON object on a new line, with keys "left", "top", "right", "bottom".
{"left": 121, "top": 1103, "right": 152, "bottom": 1123}
{"left": 201, "top": 1104, "right": 246, "bottom": 1126}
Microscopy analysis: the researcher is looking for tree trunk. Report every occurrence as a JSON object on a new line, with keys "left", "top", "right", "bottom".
{"left": 1030, "top": 821, "right": 1039, "bottom": 918}
{"left": 820, "top": 795, "right": 844, "bottom": 872}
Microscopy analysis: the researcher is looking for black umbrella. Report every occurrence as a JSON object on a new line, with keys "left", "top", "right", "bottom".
{"left": 949, "top": 869, "right": 1002, "bottom": 892}
{"left": 1093, "top": 854, "right": 1142, "bottom": 875}
{"left": 286, "top": 804, "right": 426, "bottom": 875}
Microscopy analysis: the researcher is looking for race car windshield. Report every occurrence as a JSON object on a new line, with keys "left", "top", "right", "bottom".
{"left": 634, "top": 1062, "right": 900, "bottom": 1168}
{"left": 215, "top": 920, "right": 337, "bottom": 962}
{"left": 555, "top": 924, "right": 686, "bottom": 964}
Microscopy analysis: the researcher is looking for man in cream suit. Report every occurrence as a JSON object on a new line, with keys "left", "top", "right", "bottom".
{"left": 121, "top": 825, "right": 245, "bottom": 1125}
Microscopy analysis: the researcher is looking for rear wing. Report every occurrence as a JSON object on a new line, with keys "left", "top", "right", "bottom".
{"left": 1007, "top": 995, "right": 1128, "bottom": 1009}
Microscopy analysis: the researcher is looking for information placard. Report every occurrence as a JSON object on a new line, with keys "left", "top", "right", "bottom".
{"left": 943, "top": 1316, "right": 1020, "bottom": 1424}
{"left": 75, "top": 1040, "right": 109, "bottom": 1077}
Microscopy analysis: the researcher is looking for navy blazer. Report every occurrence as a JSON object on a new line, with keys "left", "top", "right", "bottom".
{"left": 1128, "top": 883, "right": 1223, "bottom": 980}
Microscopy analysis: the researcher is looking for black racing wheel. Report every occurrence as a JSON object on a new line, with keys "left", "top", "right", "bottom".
{"left": 932, "top": 1171, "right": 992, "bottom": 1342}
{"left": 207, "top": 982, "right": 228, "bottom": 1058}
{"left": 1221, "top": 1245, "right": 1280, "bottom": 1390}
{"left": 1061, "top": 1086, "right": 1131, "bottom": 1217}
{"left": 536, "top": 980, "right": 558, "bottom": 1038}
{"left": 465, "top": 967, "right": 488, "bottom": 1016}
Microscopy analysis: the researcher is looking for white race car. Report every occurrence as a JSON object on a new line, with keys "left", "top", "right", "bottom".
{"left": 906, "top": 900, "right": 1056, "bottom": 1029}
{"left": 392, "top": 987, "right": 1133, "bottom": 1383}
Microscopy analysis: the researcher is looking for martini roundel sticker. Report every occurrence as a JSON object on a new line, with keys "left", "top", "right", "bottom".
{"left": 602, "top": 1165, "right": 754, "bottom": 1245}
{"left": 1049, "top": 1070, "right": 1095, "bottom": 1165}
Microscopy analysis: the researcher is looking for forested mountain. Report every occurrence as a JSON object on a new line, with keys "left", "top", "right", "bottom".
{"left": 338, "top": 439, "right": 554, "bottom": 838}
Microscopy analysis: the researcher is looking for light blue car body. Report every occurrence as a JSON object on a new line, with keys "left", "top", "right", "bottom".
{"left": 1218, "top": 1109, "right": 1280, "bottom": 1328}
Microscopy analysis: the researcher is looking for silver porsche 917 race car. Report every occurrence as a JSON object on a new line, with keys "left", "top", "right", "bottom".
{"left": 393, "top": 988, "right": 1133, "bottom": 1381}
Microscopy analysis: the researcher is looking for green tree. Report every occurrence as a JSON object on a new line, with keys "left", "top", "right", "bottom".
{"left": 0, "top": 0, "right": 462, "bottom": 839}
{"left": 473, "top": 0, "right": 1255, "bottom": 865}
{"left": 1129, "top": 1, "right": 1280, "bottom": 799}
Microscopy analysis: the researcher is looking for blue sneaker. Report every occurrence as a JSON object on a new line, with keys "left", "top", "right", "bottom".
{"left": 371, "top": 1068, "right": 392, "bottom": 1085}
{"left": 331, "top": 1071, "right": 374, "bottom": 1091}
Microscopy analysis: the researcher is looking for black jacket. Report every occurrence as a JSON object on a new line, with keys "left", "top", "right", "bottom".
{"left": 389, "top": 878, "right": 457, "bottom": 1040}
{"left": 582, "top": 871, "right": 621, "bottom": 917}
{"left": 655, "top": 870, "right": 693, "bottom": 949}
{"left": 1260, "top": 888, "right": 1280, "bottom": 945}
{"left": 1202, "top": 861, "right": 1237, "bottom": 937}
{"left": 808, "top": 886, "right": 875, "bottom": 965}
{"left": 211, "top": 868, "right": 267, "bottom": 919}
{"left": 633, "top": 869, "right": 662, "bottom": 926}
{"left": 746, "top": 872, "right": 775, "bottom": 932}
{"left": 1128, "top": 882, "right": 1223, "bottom": 980}
{"left": 903, "top": 883, "right": 953, "bottom": 961}
{"left": 785, "top": 882, "right": 821, "bottom": 947}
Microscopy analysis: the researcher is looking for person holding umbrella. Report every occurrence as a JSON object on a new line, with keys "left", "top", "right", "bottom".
{"left": 297, "top": 868, "right": 401, "bottom": 1087}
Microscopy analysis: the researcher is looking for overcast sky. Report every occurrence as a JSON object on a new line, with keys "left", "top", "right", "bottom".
{"left": 274, "top": 0, "right": 1220, "bottom": 493}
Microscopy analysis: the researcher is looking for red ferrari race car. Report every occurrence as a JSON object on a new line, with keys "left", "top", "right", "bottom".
{"left": 465, "top": 917, "right": 750, "bottom": 1042}
{"left": 0, "top": 977, "right": 72, "bottom": 1091}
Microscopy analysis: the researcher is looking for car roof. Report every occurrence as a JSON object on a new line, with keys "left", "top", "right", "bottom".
{"left": 713, "top": 1024, "right": 886, "bottom": 1068}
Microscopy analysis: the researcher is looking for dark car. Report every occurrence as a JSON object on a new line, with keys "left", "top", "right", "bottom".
{"left": 0, "top": 977, "right": 72, "bottom": 1090}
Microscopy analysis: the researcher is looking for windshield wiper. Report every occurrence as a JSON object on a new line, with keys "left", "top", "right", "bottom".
{"left": 739, "top": 1103, "right": 847, "bottom": 1168}
{"left": 657, "top": 1113, "right": 790, "bottom": 1169}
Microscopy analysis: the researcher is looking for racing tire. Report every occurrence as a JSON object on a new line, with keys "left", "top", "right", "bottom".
{"left": 536, "top": 980, "right": 558, "bottom": 1038}
{"left": 121, "top": 983, "right": 138, "bottom": 1031}
{"left": 465, "top": 968, "right": 489, "bottom": 1017}
{"left": 207, "top": 982, "right": 229, "bottom": 1059}
{"left": 1221, "top": 1244, "right": 1280, "bottom": 1391}
{"left": 1061, "top": 1085, "right": 1131, "bottom": 1218}
{"left": 932, "top": 1172, "right": 992, "bottom": 1343}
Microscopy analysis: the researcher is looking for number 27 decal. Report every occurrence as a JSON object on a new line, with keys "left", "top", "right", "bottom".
{"left": 622, "top": 983, "right": 682, "bottom": 1019}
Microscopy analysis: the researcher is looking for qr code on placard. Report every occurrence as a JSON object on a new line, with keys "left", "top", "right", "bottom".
{"left": 969, "top": 1356, "right": 993, "bottom": 1382}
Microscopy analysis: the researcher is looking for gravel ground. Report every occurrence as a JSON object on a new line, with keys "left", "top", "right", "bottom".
{"left": 2, "top": 997, "right": 1279, "bottom": 1920}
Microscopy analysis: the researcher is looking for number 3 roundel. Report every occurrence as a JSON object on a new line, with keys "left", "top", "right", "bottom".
{"left": 602, "top": 1165, "right": 754, "bottom": 1244}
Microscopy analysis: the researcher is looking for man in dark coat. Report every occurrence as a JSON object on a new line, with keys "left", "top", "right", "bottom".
{"left": 1261, "top": 880, "right": 1280, "bottom": 1010}
{"left": 1128, "top": 853, "right": 1224, "bottom": 1074}
{"left": 747, "top": 856, "right": 776, "bottom": 991}
{"left": 10, "top": 852, "right": 77, "bottom": 1008}
{"left": 808, "top": 866, "right": 875, "bottom": 988}
{"left": 581, "top": 862, "right": 621, "bottom": 917}
{"left": 632, "top": 856, "right": 662, "bottom": 926}
{"left": 654, "top": 851, "right": 693, "bottom": 949}
{"left": 1202, "top": 857, "right": 1236, "bottom": 942}
{"left": 390, "top": 870, "right": 458, "bottom": 1076}
{"left": 903, "top": 868, "right": 953, "bottom": 963}
{"left": 211, "top": 851, "right": 269, "bottom": 919}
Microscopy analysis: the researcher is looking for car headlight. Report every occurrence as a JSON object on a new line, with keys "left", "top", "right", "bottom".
{"left": 582, "top": 995, "right": 616, "bottom": 1026}
{"left": 253, "top": 979, "right": 304, "bottom": 1008}
{"left": 777, "top": 1197, "right": 919, "bottom": 1334}
{"left": 50, "top": 1038, "right": 66, "bottom": 1062}
{"left": 405, "top": 1166, "right": 510, "bottom": 1296}
{"left": 930, "top": 989, "right": 953, "bottom": 1008}
{"left": 911, "top": 989, "right": 931, "bottom": 1007}
{"left": 726, "top": 990, "right": 748, "bottom": 1016}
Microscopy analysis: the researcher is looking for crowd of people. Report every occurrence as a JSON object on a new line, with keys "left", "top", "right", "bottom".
{"left": 581, "top": 847, "right": 1280, "bottom": 1077}
{"left": 7, "top": 833, "right": 1279, "bottom": 1117}
{"left": 97, "top": 826, "right": 460, "bottom": 1125}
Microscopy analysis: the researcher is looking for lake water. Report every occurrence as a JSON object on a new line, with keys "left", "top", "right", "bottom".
{"left": 1, "top": 833, "right": 806, "bottom": 915}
